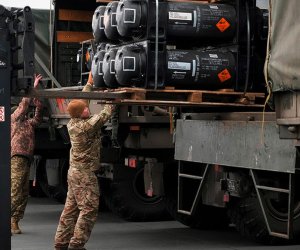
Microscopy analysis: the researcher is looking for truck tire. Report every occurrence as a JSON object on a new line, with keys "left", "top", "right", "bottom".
{"left": 163, "top": 162, "right": 229, "bottom": 229}
{"left": 101, "top": 164, "right": 170, "bottom": 221}
{"left": 31, "top": 157, "right": 51, "bottom": 198}
{"left": 51, "top": 158, "right": 69, "bottom": 204}
{"left": 29, "top": 180, "right": 47, "bottom": 198}
{"left": 34, "top": 157, "right": 68, "bottom": 204}
{"left": 229, "top": 194, "right": 300, "bottom": 244}
{"left": 166, "top": 199, "right": 229, "bottom": 229}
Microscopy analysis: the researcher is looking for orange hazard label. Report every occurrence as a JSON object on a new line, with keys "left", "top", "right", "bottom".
{"left": 56, "top": 98, "right": 65, "bottom": 113}
{"left": 85, "top": 51, "right": 90, "bottom": 62}
{"left": 218, "top": 69, "right": 232, "bottom": 83}
{"left": 216, "top": 18, "right": 230, "bottom": 32}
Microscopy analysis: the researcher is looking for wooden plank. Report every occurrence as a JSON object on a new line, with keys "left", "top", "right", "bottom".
{"left": 56, "top": 31, "right": 93, "bottom": 43}
{"left": 20, "top": 87, "right": 265, "bottom": 108}
{"left": 118, "top": 88, "right": 265, "bottom": 105}
{"left": 58, "top": 9, "right": 93, "bottom": 22}
{"left": 118, "top": 99, "right": 264, "bottom": 108}
{"left": 120, "top": 87, "right": 265, "bottom": 98}
{"left": 187, "top": 92, "right": 203, "bottom": 103}
{"left": 22, "top": 88, "right": 130, "bottom": 100}
{"left": 131, "top": 91, "right": 146, "bottom": 100}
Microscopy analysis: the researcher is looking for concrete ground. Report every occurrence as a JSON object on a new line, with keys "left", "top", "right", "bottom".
{"left": 11, "top": 197, "right": 300, "bottom": 250}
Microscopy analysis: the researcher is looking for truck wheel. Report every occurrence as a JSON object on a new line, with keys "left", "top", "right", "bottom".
{"left": 51, "top": 158, "right": 69, "bottom": 204}
{"left": 165, "top": 198, "right": 229, "bottom": 229}
{"left": 29, "top": 157, "right": 49, "bottom": 198}
{"left": 35, "top": 157, "right": 68, "bottom": 204}
{"left": 163, "top": 163, "right": 229, "bottom": 229}
{"left": 229, "top": 194, "right": 300, "bottom": 244}
{"left": 31, "top": 157, "right": 51, "bottom": 198}
{"left": 101, "top": 164, "right": 170, "bottom": 221}
{"left": 29, "top": 180, "right": 47, "bottom": 197}
{"left": 44, "top": 157, "right": 108, "bottom": 208}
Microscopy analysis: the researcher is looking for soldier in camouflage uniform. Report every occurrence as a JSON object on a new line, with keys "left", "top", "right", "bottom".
{"left": 11, "top": 74, "right": 43, "bottom": 234}
{"left": 54, "top": 72, "right": 115, "bottom": 250}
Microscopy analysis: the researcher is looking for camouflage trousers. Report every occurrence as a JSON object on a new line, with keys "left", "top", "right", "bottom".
{"left": 54, "top": 167, "right": 100, "bottom": 249}
{"left": 11, "top": 155, "right": 30, "bottom": 222}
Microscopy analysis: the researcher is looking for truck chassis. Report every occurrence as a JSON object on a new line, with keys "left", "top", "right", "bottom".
{"left": 173, "top": 111, "right": 300, "bottom": 243}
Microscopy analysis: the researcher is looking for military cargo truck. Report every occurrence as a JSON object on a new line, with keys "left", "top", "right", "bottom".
{"left": 5, "top": 0, "right": 300, "bottom": 244}
{"left": 28, "top": 0, "right": 173, "bottom": 221}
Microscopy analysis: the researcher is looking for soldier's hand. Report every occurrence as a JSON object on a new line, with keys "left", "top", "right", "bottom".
{"left": 87, "top": 71, "right": 94, "bottom": 85}
{"left": 34, "top": 74, "right": 43, "bottom": 89}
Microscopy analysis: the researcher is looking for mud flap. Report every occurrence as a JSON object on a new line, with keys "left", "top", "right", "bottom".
{"left": 144, "top": 158, "right": 164, "bottom": 197}
{"left": 45, "top": 159, "right": 60, "bottom": 186}
{"left": 30, "top": 155, "right": 42, "bottom": 186}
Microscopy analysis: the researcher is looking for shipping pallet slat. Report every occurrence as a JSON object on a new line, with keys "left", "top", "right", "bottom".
{"left": 112, "top": 87, "right": 265, "bottom": 107}
{"left": 25, "top": 87, "right": 265, "bottom": 108}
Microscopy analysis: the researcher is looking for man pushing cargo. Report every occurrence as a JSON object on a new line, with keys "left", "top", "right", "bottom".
{"left": 11, "top": 74, "right": 43, "bottom": 234}
{"left": 54, "top": 72, "right": 115, "bottom": 250}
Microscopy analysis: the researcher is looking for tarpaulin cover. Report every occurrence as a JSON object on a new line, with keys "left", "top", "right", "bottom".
{"left": 265, "top": 0, "right": 300, "bottom": 92}
{"left": 32, "top": 9, "right": 51, "bottom": 75}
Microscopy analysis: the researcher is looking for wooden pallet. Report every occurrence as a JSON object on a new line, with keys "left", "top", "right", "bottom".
{"left": 102, "top": 87, "right": 266, "bottom": 108}
{"left": 25, "top": 86, "right": 265, "bottom": 108}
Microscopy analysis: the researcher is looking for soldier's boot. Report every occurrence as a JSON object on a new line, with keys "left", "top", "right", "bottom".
{"left": 11, "top": 219, "right": 21, "bottom": 234}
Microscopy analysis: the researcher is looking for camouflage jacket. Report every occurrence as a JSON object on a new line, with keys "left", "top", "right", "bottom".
{"left": 11, "top": 97, "right": 43, "bottom": 160}
{"left": 68, "top": 83, "right": 115, "bottom": 172}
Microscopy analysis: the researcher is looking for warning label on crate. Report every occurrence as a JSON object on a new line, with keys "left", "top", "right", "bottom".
{"left": 218, "top": 69, "right": 232, "bottom": 83}
{"left": 216, "top": 18, "right": 230, "bottom": 32}
{"left": 0, "top": 106, "right": 5, "bottom": 122}
{"left": 168, "top": 61, "right": 191, "bottom": 71}
{"left": 169, "top": 11, "right": 192, "bottom": 21}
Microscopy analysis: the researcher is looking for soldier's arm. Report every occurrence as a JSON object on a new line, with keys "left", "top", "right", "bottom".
{"left": 82, "top": 104, "right": 115, "bottom": 134}
{"left": 82, "top": 72, "right": 116, "bottom": 132}
{"left": 11, "top": 98, "right": 31, "bottom": 122}
{"left": 81, "top": 71, "right": 93, "bottom": 106}
{"left": 28, "top": 73, "right": 44, "bottom": 126}
{"left": 83, "top": 82, "right": 93, "bottom": 93}
{"left": 29, "top": 99, "right": 43, "bottom": 127}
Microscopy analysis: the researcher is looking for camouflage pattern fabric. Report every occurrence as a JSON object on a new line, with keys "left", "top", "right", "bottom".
{"left": 111, "top": 106, "right": 119, "bottom": 142}
{"left": 11, "top": 97, "right": 43, "bottom": 160}
{"left": 11, "top": 156, "right": 30, "bottom": 222}
{"left": 54, "top": 168, "right": 100, "bottom": 248}
{"left": 55, "top": 82, "right": 115, "bottom": 249}
{"left": 68, "top": 104, "right": 114, "bottom": 172}
{"left": 69, "top": 83, "right": 114, "bottom": 172}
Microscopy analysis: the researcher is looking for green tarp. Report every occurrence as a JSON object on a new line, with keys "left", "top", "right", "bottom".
{"left": 265, "top": 0, "right": 300, "bottom": 92}
{"left": 32, "top": 9, "right": 52, "bottom": 76}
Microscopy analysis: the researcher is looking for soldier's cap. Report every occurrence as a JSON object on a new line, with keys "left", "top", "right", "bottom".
{"left": 67, "top": 99, "right": 88, "bottom": 118}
